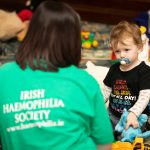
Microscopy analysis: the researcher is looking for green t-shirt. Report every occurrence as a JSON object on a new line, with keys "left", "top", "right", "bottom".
{"left": 0, "top": 62, "right": 114, "bottom": 150}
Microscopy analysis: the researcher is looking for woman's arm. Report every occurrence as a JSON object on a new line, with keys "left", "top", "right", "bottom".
{"left": 97, "top": 144, "right": 112, "bottom": 150}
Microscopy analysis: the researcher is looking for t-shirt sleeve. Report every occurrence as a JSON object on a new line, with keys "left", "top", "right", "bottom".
{"left": 103, "top": 65, "right": 114, "bottom": 87}
{"left": 90, "top": 89, "right": 114, "bottom": 144}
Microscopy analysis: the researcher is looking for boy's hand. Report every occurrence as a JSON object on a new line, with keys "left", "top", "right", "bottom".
{"left": 105, "top": 100, "right": 109, "bottom": 108}
{"left": 125, "top": 112, "right": 139, "bottom": 130}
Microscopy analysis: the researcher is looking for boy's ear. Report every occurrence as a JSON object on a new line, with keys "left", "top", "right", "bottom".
{"left": 138, "top": 46, "right": 143, "bottom": 53}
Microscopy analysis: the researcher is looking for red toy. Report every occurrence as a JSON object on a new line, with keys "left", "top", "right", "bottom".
{"left": 17, "top": 9, "right": 33, "bottom": 22}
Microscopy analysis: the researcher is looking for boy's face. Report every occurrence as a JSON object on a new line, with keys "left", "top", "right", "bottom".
{"left": 112, "top": 37, "right": 142, "bottom": 64}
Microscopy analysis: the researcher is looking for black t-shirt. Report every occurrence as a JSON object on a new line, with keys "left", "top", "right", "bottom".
{"left": 104, "top": 61, "right": 150, "bottom": 117}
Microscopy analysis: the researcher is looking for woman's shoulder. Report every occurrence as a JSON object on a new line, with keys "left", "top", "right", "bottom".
{"left": 0, "top": 61, "right": 19, "bottom": 72}
{"left": 73, "top": 65, "right": 100, "bottom": 82}
{"left": 63, "top": 65, "right": 100, "bottom": 88}
{"left": 0, "top": 62, "right": 19, "bottom": 82}
{"left": 0, "top": 61, "right": 18, "bottom": 71}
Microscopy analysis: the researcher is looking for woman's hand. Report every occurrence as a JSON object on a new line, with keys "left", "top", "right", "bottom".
{"left": 126, "top": 112, "right": 138, "bottom": 130}
{"left": 97, "top": 144, "right": 112, "bottom": 150}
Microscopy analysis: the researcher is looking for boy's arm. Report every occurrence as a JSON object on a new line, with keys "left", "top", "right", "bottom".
{"left": 125, "top": 89, "right": 150, "bottom": 129}
{"left": 103, "top": 85, "right": 112, "bottom": 107}
{"left": 129, "top": 89, "right": 150, "bottom": 117}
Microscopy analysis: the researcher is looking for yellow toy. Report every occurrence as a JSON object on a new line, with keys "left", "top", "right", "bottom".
{"left": 140, "top": 26, "right": 147, "bottom": 34}
{"left": 138, "top": 26, "right": 150, "bottom": 62}
{"left": 112, "top": 141, "right": 132, "bottom": 150}
{"left": 112, "top": 137, "right": 150, "bottom": 150}
{"left": 92, "top": 40, "right": 98, "bottom": 48}
{"left": 81, "top": 31, "right": 99, "bottom": 49}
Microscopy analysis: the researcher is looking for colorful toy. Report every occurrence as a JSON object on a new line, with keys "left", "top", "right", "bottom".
{"left": 112, "top": 137, "right": 150, "bottom": 150}
{"left": 17, "top": 9, "right": 33, "bottom": 41}
{"left": 138, "top": 26, "right": 150, "bottom": 62}
{"left": 81, "top": 31, "right": 98, "bottom": 49}
{"left": 17, "top": 9, "right": 32, "bottom": 22}
{"left": 112, "top": 140, "right": 132, "bottom": 150}
{"left": 115, "top": 109, "right": 150, "bottom": 143}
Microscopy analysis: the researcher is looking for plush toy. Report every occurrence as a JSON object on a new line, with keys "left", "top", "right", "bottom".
{"left": 0, "top": 10, "right": 24, "bottom": 41}
{"left": 17, "top": 9, "right": 32, "bottom": 22}
{"left": 17, "top": 9, "right": 33, "bottom": 41}
{"left": 115, "top": 109, "right": 150, "bottom": 143}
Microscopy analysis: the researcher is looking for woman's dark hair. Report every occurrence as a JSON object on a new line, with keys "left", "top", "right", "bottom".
{"left": 16, "top": 1, "right": 81, "bottom": 72}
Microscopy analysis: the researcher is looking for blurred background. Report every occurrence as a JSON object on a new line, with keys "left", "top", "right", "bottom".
{"left": 0, "top": 0, "right": 150, "bottom": 66}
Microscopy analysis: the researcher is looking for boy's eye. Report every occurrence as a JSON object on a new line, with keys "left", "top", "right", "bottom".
{"left": 125, "top": 49, "right": 130, "bottom": 51}
{"left": 114, "top": 50, "right": 120, "bottom": 53}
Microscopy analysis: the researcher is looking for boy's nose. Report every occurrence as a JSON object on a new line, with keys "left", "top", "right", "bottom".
{"left": 120, "top": 51, "right": 125, "bottom": 58}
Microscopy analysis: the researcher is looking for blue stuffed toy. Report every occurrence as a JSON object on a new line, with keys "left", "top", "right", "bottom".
{"left": 115, "top": 109, "right": 150, "bottom": 143}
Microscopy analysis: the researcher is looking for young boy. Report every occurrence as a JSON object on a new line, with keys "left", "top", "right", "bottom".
{"left": 103, "top": 21, "right": 150, "bottom": 130}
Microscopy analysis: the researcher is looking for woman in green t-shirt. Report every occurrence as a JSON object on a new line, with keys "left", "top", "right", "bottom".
{"left": 0, "top": 1, "right": 114, "bottom": 150}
